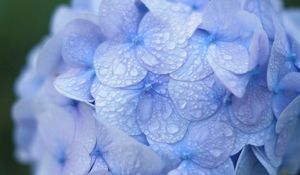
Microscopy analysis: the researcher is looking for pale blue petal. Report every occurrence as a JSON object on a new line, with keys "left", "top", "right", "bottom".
{"left": 35, "top": 103, "right": 76, "bottom": 154}
{"left": 96, "top": 123, "right": 164, "bottom": 175}
{"left": 229, "top": 79, "right": 274, "bottom": 133}
{"left": 168, "top": 75, "right": 225, "bottom": 121}
{"left": 207, "top": 51, "right": 251, "bottom": 98}
{"left": 98, "top": 0, "right": 142, "bottom": 38}
{"left": 91, "top": 80, "right": 142, "bottom": 135}
{"left": 183, "top": 120, "right": 235, "bottom": 168}
{"left": 170, "top": 30, "right": 213, "bottom": 82}
{"left": 267, "top": 18, "right": 291, "bottom": 91}
{"left": 94, "top": 42, "right": 147, "bottom": 88}
{"left": 283, "top": 9, "right": 300, "bottom": 44}
{"left": 54, "top": 68, "right": 94, "bottom": 103}
{"left": 62, "top": 19, "right": 103, "bottom": 67}
{"left": 137, "top": 93, "right": 190, "bottom": 143}
{"left": 168, "top": 159, "right": 234, "bottom": 175}
{"left": 137, "top": 0, "right": 202, "bottom": 74}
{"left": 208, "top": 42, "right": 255, "bottom": 75}
{"left": 71, "top": 0, "right": 102, "bottom": 13}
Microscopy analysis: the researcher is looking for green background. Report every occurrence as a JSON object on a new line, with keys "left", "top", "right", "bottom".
{"left": 0, "top": 0, "right": 299, "bottom": 174}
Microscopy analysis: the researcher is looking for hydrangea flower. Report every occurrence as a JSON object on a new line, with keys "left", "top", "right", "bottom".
{"left": 12, "top": 0, "right": 300, "bottom": 174}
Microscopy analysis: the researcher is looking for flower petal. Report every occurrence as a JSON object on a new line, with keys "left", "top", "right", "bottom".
{"left": 170, "top": 30, "right": 213, "bottom": 82}
{"left": 94, "top": 42, "right": 147, "bottom": 88}
{"left": 183, "top": 120, "right": 235, "bottom": 168}
{"left": 62, "top": 19, "right": 103, "bottom": 67}
{"left": 207, "top": 51, "right": 251, "bottom": 98}
{"left": 278, "top": 72, "right": 300, "bottom": 92}
{"left": 92, "top": 80, "right": 142, "bottom": 135}
{"left": 168, "top": 75, "right": 225, "bottom": 121}
{"left": 267, "top": 18, "right": 291, "bottom": 91}
{"left": 235, "top": 146, "right": 275, "bottom": 175}
{"left": 137, "top": 0, "right": 202, "bottom": 74}
{"left": 54, "top": 68, "right": 94, "bottom": 103}
{"left": 168, "top": 159, "right": 234, "bottom": 175}
{"left": 137, "top": 93, "right": 190, "bottom": 143}
{"left": 229, "top": 79, "right": 274, "bottom": 133}
{"left": 96, "top": 123, "right": 164, "bottom": 175}
{"left": 208, "top": 42, "right": 254, "bottom": 75}
{"left": 98, "top": 0, "right": 142, "bottom": 38}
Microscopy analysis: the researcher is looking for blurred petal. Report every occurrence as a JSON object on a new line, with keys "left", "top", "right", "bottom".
{"left": 54, "top": 68, "right": 94, "bottom": 103}
{"left": 278, "top": 72, "right": 300, "bottom": 92}
{"left": 62, "top": 19, "right": 103, "bottom": 67}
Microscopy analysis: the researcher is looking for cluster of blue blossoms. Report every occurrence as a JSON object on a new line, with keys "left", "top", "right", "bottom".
{"left": 13, "top": 0, "right": 300, "bottom": 174}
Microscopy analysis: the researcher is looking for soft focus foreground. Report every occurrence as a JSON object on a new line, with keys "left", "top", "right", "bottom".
{"left": 12, "top": 0, "right": 300, "bottom": 175}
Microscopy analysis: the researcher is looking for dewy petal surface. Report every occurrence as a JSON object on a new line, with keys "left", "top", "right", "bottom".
{"left": 137, "top": 93, "right": 190, "bottom": 144}
{"left": 168, "top": 159, "right": 234, "bottom": 175}
{"left": 168, "top": 75, "right": 225, "bottom": 121}
{"left": 98, "top": 0, "right": 142, "bottom": 38}
{"left": 170, "top": 30, "right": 213, "bottom": 82}
{"left": 92, "top": 80, "right": 142, "bottom": 135}
{"left": 94, "top": 42, "right": 147, "bottom": 88}
{"left": 96, "top": 123, "right": 164, "bottom": 175}
{"left": 137, "top": 0, "right": 202, "bottom": 74}
{"left": 229, "top": 78, "right": 274, "bottom": 133}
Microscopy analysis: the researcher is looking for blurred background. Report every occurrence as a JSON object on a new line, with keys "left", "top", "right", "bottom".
{"left": 0, "top": 0, "right": 300, "bottom": 174}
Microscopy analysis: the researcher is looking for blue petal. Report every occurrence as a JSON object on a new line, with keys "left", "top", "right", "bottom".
{"left": 168, "top": 75, "right": 225, "bottom": 121}
{"left": 278, "top": 72, "right": 300, "bottom": 92}
{"left": 207, "top": 52, "right": 251, "bottom": 97}
{"left": 62, "top": 19, "right": 103, "bottom": 67}
{"left": 207, "top": 42, "right": 255, "bottom": 75}
{"left": 272, "top": 91, "right": 299, "bottom": 119}
{"left": 252, "top": 147, "right": 278, "bottom": 175}
{"left": 170, "top": 30, "right": 213, "bottom": 82}
{"left": 94, "top": 42, "right": 147, "bottom": 88}
{"left": 91, "top": 80, "right": 142, "bottom": 135}
{"left": 35, "top": 103, "right": 76, "bottom": 154}
{"left": 137, "top": 0, "right": 202, "bottom": 74}
{"left": 137, "top": 93, "right": 190, "bottom": 143}
{"left": 54, "top": 68, "right": 94, "bottom": 103}
{"left": 168, "top": 159, "right": 234, "bottom": 175}
{"left": 182, "top": 119, "right": 235, "bottom": 168}
{"left": 235, "top": 146, "right": 275, "bottom": 175}
{"left": 96, "top": 123, "right": 164, "bottom": 175}
{"left": 283, "top": 9, "right": 300, "bottom": 44}
{"left": 200, "top": 0, "right": 243, "bottom": 39}
{"left": 229, "top": 79, "right": 274, "bottom": 133}
{"left": 98, "top": 0, "right": 142, "bottom": 38}
{"left": 267, "top": 18, "right": 291, "bottom": 91}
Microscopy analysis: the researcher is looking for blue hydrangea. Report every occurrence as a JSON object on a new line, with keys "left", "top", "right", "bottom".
{"left": 12, "top": 0, "right": 300, "bottom": 174}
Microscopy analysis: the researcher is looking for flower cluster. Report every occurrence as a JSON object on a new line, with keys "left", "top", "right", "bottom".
{"left": 13, "top": 0, "right": 300, "bottom": 174}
